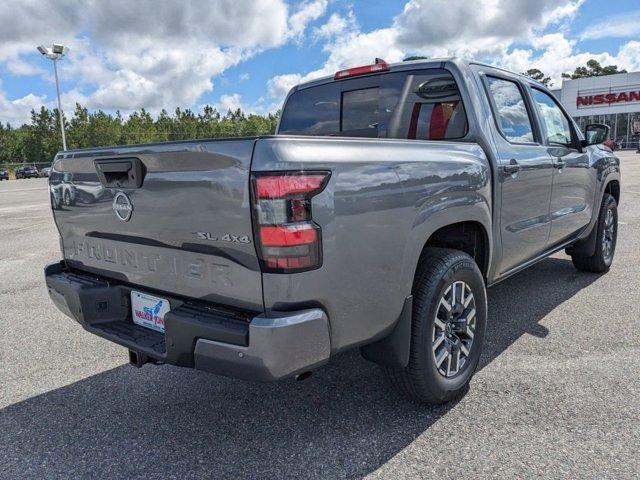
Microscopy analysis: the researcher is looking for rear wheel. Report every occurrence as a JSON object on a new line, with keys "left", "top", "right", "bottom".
{"left": 571, "top": 193, "right": 617, "bottom": 273}
{"left": 385, "top": 248, "right": 487, "bottom": 404}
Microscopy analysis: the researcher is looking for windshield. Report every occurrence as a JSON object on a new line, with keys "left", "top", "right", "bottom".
{"left": 278, "top": 68, "right": 468, "bottom": 141}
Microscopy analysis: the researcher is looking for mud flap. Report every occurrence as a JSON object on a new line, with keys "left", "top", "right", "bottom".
{"left": 360, "top": 295, "right": 412, "bottom": 368}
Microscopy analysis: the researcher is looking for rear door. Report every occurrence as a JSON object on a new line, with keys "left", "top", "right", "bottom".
{"left": 50, "top": 139, "right": 263, "bottom": 311}
{"left": 482, "top": 74, "right": 554, "bottom": 273}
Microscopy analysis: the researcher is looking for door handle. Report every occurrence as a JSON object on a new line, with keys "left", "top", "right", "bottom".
{"left": 94, "top": 157, "right": 146, "bottom": 189}
{"left": 503, "top": 159, "right": 521, "bottom": 175}
{"left": 554, "top": 159, "right": 566, "bottom": 169}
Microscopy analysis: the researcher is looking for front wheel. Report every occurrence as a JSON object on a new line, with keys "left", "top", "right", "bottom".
{"left": 571, "top": 193, "right": 618, "bottom": 273}
{"left": 385, "top": 248, "right": 487, "bottom": 404}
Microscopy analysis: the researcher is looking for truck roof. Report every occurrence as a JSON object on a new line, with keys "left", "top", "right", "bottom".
{"left": 293, "top": 57, "right": 548, "bottom": 91}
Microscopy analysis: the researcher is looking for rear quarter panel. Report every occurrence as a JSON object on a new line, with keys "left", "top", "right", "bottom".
{"left": 253, "top": 136, "right": 491, "bottom": 353}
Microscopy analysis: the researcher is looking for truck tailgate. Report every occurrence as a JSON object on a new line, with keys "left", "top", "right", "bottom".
{"left": 50, "top": 139, "right": 263, "bottom": 311}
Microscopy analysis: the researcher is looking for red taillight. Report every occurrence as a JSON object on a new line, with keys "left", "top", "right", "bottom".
{"left": 256, "top": 175, "right": 326, "bottom": 198}
{"left": 260, "top": 225, "right": 318, "bottom": 247}
{"left": 334, "top": 61, "right": 389, "bottom": 80}
{"left": 252, "top": 171, "right": 330, "bottom": 273}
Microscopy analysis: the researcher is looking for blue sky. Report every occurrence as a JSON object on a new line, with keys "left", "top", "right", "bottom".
{"left": 1, "top": 0, "right": 640, "bottom": 125}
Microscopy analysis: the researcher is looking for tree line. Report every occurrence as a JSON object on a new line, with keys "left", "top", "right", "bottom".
{"left": 0, "top": 104, "right": 279, "bottom": 166}
{"left": 523, "top": 59, "right": 626, "bottom": 86}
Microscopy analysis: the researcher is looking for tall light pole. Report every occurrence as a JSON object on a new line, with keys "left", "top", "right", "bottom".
{"left": 37, "top": 43, "right": 68, "bottom": 151}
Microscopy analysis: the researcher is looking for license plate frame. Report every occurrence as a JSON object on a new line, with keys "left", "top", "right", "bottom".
{"left": 130, "top": 291, "right": 170, "bottom": 334}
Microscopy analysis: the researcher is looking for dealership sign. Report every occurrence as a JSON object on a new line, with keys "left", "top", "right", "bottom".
{"left": 577, "top": 90, "right": 640, "bottom": 108}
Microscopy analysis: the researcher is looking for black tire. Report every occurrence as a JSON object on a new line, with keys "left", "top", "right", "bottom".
{"left": 64, "top": 190, "right": 71, "bottom": 206}
{"left": 571, "top": 193, "right": 617, "bottom": 273}
{"left": 385, "top": 248, "right": 487, "bottom": 404}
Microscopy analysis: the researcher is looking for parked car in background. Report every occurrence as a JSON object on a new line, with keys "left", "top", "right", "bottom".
{"left": 49, "top": 171, "right": 78, "bottom": 208}
{"left": 0, "top": 168, "right": 8, "bottom": 181}
{"left": 15, "top": 166, "right": 39, "bottom": 179}
{"left": 45, "top": 58, "right": 621, "bottom": 404}
{"left": 41, "top": 167, "right": 52, "bottom": 177}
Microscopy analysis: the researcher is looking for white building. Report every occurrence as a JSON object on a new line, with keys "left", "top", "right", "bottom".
{"left": 552, "top": 71, "right": 640, "bottom": 149}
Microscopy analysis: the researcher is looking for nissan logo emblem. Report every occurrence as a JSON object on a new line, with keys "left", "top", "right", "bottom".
{"left": 112, "top": 192, "right": 133, "bottom": 222}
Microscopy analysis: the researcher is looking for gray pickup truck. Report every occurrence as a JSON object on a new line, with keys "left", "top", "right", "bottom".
{"left": 45, "top": 58, "right": 620, "bottom": 404}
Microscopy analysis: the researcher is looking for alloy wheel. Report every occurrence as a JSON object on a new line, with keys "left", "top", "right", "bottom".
{"left": 602, "top": 207, "right": 615, "bottom": 261}
{"left": 432, "top": 281, "right": 476, "bottom": 378}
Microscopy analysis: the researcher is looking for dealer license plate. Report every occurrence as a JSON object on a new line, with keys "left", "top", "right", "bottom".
{"left": 131, "top": 291, "right": 170, "bottom": 333}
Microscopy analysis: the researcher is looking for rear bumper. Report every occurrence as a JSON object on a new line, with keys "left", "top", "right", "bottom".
{"left": 45, "top": 261, "right": 330, "bottom": 381}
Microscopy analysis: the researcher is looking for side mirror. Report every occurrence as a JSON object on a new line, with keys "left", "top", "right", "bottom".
{"left": 582, "top": 123, "right": 609, "bottom": 147}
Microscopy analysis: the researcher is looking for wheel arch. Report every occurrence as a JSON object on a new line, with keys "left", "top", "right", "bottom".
{"left": 605, "top": 179, "right": 620, "bottom": 205}
{"left": 417, "top": 221, "right": 490, "bottom": 284}
{"left": 399, "top": 198, "right": 493, "bottom": 300}
{"left": 567, "top": 174, "right": 620, "bottom": 258}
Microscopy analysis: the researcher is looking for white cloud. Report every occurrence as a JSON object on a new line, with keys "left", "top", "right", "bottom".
{"left": 0, "top": 89, "right": 47, "bottom": 126}
{"left": 393, "top": 0, "right": 583, "bottom": 58}
{"left": 580, "top": 12, "right": 640, "bottom": 41}
{"left": 217, "top": 93, "right": 243, "bottom": 113}
{"left": 317, "top": 28, "right": 404, "bottom": 73}
{"left": 288, "top": 0, "right": 329, "bottom": 40}
{"left": 3, "top": 0, "right": 640, "bottom": 125}
{"left": 5, "top": 59, "right": 45, "bottom": 76}
{"left": 313, "top": 11, "right": 356, "bottom": 40}
{"left": 268, "top": 0, "right": 630, "bottom": 105}
{"left": 73, "top": 0, "right": 292, "bottom": 112}
{"left": 0, "top": 0, "right": 314, "bottom": 122}
{"left": 0, "top": 79, "right": 91, "bottom": 126}
{"left": 270, "top": 0, "right": 578, "bottom": 103}
{"left": 88, "top": 0, "right": 290, "bottom": 50}
{"left": 500, "top": 36, "right": 640, "bottom": 86}
{"left": 267, "top": 73, "right": 304, "bottom": 100}
{"left": 615, "top": 41, "right": 640, "bottom": 71}
{"left": 0, "top": 0, "right": 81, "bottom": 62}
{"left": 267, "top": 26, "right": 404, "bottom": 102}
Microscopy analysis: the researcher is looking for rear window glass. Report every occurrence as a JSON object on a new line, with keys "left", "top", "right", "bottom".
{"left": 341, "top": 88, "right": 379, "bottom": 137}
{"left": 278, "top": 69, "right": 468, "bottom": 141}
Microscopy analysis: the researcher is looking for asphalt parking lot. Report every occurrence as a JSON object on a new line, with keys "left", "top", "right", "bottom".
{"left": 1, "top": 153, "right": 639, "bottom": 479}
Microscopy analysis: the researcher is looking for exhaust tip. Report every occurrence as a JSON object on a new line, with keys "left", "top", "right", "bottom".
{"left": 295, "top": 371, "right": 313, "bottom": 382}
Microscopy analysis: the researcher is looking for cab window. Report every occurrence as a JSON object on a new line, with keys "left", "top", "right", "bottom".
{"left": 531, "top": 88, "right": 574, "bottom": 148}
{"left": 486, "top": 76, "right": 535, "bottom": 143}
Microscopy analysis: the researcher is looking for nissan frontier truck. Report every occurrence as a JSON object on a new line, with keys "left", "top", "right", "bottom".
{"left": 45, "top": 58, "right": 620, "bottom": 404}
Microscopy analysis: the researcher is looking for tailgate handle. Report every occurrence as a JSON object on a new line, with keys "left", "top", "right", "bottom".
{"left": 94, "top": 158, "right": 146, "bottom": 189}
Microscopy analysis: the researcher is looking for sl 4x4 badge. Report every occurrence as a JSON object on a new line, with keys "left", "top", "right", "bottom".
{"left": 195, "top": 232, "right": 251, "bottom": 244}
